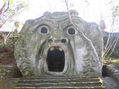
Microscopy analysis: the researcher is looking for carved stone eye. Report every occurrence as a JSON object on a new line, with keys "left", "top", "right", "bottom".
{"left": 41, "top": 27, "right": 48, "bottom": 34}
{"left": 36, "top": 25, "right": 50, "bottom": 34}
{"left": 67, "top": 28, "right": 75, "bottom": 35}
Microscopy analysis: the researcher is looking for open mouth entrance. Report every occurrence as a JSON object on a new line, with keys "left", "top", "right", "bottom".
{"left": 47, "top": 47, "right": 65, "bottom": 72}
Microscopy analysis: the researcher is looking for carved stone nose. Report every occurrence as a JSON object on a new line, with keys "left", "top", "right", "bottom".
{"left": 48, "top": 38, "right": 67, "bottom": 43}
{"left": 48, "top": 38, "right": 59, "bottom": 43}
{"left": 61, "top": 38, "right": 67, "bottom": 43}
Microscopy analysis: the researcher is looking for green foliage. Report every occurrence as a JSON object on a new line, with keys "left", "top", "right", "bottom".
{"left": 104, "top": 57, "right": 119, "bottom": 68}
{"left": 6, "top": 33, "right": 19, "bottom": 50}
{"left": 0, "top": 33, "right": 19, "bottom": 51}
{"left": 103, "top": 53, "right": 108, "bottom": 60}
{"left": 113, "top": 5, "right": 119, "bottom": 17}
{"left": 0, "top": 0, "right": 28, "bottom": 29}
{"left": 10, "top": 0, "right": 13, "bottom": 4}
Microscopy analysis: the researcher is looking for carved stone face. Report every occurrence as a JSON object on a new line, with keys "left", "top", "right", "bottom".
{"left": 14, "top": 11, "right": 103, "bottom": 77}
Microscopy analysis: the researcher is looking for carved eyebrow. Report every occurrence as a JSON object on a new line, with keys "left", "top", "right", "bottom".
{"left": 63, "top": 24, "right": 74, "bottom": 30}
{"left": 33, "top": 24, "right": 49, "bottom": 33}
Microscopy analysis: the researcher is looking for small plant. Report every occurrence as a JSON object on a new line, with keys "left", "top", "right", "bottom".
{"left": 104, "top": 56, "right": 119, "bottom": 68}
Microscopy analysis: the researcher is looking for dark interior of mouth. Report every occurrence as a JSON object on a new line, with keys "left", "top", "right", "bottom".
{"left": 47, "top": 47, "right": 65, "bottom": 72}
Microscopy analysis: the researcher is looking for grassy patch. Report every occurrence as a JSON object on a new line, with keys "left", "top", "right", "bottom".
{"left": 104, "top": 58, "right": 119, "bottom": 68}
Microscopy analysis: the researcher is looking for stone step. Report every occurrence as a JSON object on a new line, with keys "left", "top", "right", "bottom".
{"left": 22, "top": 76, "right": 99, "bottom": 79}
{"left": 18, "top": 80, "right": 100, "bottom": 83}
{"left": 0, "top": 65, "right": 21, "bottom": 78}
{"left": 16, "top": 82, "right": 102, "bottom": 87}
{"left": 21, "top": 77, "right": 99, "bottom": 79}
{"left": 16, "top": 86, "right": 105, "bottom": 89}
{"left": 18, "top": 78, "right": 100, "bottom": 83}
{"left": 15, "top": 77, "right": 105, "bottom": 89}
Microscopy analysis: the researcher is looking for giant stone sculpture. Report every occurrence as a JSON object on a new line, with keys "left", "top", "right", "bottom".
{"left": 14, "top": 11, "right": 103, "bottom": 77}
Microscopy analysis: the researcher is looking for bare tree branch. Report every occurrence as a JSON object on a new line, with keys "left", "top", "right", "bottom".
{"left": 0, "top": 1, "right": 6, "bottom": 15}
{"left": 65, "top": 0, "right": 101, "bottom": 66}
{"left": 3, "top": 1, "right": 10, "bottom": 14}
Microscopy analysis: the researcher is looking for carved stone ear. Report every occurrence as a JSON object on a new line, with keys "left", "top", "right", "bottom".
{"left": 99, "top": 20, "right": 106, "bottom": 30}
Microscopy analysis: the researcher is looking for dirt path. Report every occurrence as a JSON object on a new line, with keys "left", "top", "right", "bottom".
{"left": 102, "top": 77, "right": 119, "bottom": 89}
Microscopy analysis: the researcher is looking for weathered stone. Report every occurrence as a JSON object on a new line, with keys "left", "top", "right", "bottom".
{"left": 14, "top": 11, "right": 103, "bottom": 77}
{"left": 0, "top": 65, "right": 22, "bottom": 79}
{"left": 15, "top": 76, "right": 105, "bottom": 89}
